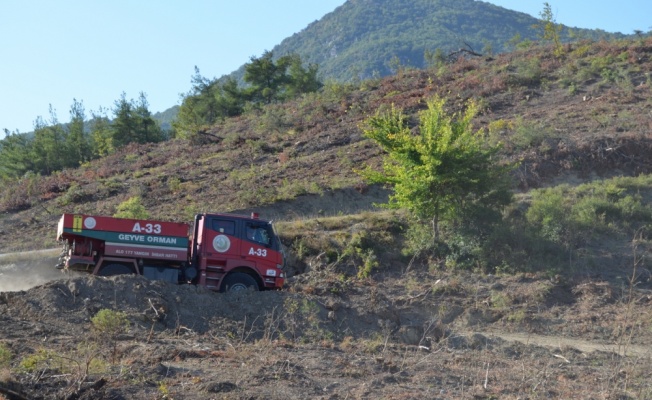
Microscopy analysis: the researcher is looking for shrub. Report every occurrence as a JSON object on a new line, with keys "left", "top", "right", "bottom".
{"left": 507, "top": 58, "right": 543, "bottom": 87}
{"left": 487, "top": 119, "right": 515, "bottom": 137}
{"left": 100, "top": 177, "right": 123, "bottom": 194}
{"left": 19, "top": 349, "right": 58, "bottom": 373}
{"left": 0, "top": 342, "right": 11, "bottom": 368}
{"left": 0, "top": 180, "right": 33, "bottom": 212}
{"left": 91, "top": 309, "right": 129, "bottom": 363}
{"left": 444, "top": 234, "right": 482, "bottom": 271}
{"left": 511, "top": 119, "right": 560, "bottom": 151}
{"left": 402, "top": 220, "right": 436, "bottom": 257}
{"left": 18, "top": 344, "right": 107, "bottom": 376}
{"left": 526, "top": 187, "right": 569, "bottom": 243}
{"left": 526, "top": 176, "right": 652, "bottom": 247}
{"left": 91, "top": 309, "right": 129, "bottom": 337}
{"left": 321, "top": 81, "right": 355, "bottom": 104}
{"left": 167, "top": 176, "right": 181, "bottom": 193}
{"left": 113, "top": 196, "right": 150, "bottom": 219}
{"left": 57, "top": 182, "right": 88, "bottom": 206}
{"left": 282, "top": 297, "right": 327, "bottom": 342}
{"left": 342, "top": 231, "right": 380, "bottom": 279}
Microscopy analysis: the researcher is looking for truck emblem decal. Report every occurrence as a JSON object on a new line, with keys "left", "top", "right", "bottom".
{"left": 84, "top": 217, "right": 97, "bottom": 230}
{"left": 213, "top": 235, "right": 231, "bottom": 253}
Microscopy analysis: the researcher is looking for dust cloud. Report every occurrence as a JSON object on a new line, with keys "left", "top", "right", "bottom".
{"left": 0, "top": 249, "right": 75, "bottom": 292}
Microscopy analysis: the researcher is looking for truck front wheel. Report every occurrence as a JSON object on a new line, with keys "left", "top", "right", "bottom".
{"left": 221, "top": 273, "right": 259, "bottom": 292}
{"left": 98, "top": 263, "right": 134, "bottom": 276}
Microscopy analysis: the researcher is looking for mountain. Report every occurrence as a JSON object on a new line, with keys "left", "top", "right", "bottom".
{"left": 152, "top": 105, "right": 179, "bottom": 132}
{"left": 161, "top": 0, "right": 626, "bottom": 121}
{"left": 159, "top": 0, "right": 625, "bottom": 121}
{"left": 229, "top": 0, "right": 624, "bottom": 83}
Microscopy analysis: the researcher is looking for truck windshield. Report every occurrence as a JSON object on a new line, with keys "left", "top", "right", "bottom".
{"left": 245, "top": 223, "right": 272, "bottom": 246}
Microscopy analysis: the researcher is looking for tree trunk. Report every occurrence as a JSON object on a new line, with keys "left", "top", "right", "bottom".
{"left": 432, "top": 213, "right": 440, "bottom": 245}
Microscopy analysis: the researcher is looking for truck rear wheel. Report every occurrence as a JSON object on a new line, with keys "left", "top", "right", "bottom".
{"left": 98, "top": 263, "right": 134, "bottom": 276}
{"left": 221, "top": 272, "right": 259, "bottom": 292}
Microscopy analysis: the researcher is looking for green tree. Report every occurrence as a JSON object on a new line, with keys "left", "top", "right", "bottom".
{"left": 0, "top": 131, "right": 34, "bottom": 180}
{"left": 360, "top": 97, "right": 512, "bottom": 244}
{"left": 66, "top": 99, "right": 91, "bottom": 166}
{"left": 215, "top": 77, "right": 245, "bottom": 118}
{"left": 174, "top": 67, "right": 244, "bottom": 140}
{"left": 424, "top": 48, "right": 446, "bottom": 69}
{"left": 111, "top": 92, "right": 161, "bottom": 147}
{"left": 31, "top": 107, "right": 67, "bottom": 175}
{"left": 176, "top": 56, "right": 318, "bottom": 141}
{"left": 111, "top": 93, "right": 138, "bottom": 148}
{"left": 534, "top": 2, "right": 563, "bottom": 57}
{"left": 244, "top": 50, "right": 289, "bottom": 105}
{"left": 187, "top": 66, "right": 220, "bottom": 123}
{"left": 89, "top": 107, "right": 114, "bottom": 157}
{"left": 174, "top": 68, "right": 214, "bottom": 139}
{"left": 244, "top": 51, "right": 321, "bottom": 105}
{"left": 284, "top": 54, "right": 322, "bottom": 98}
{"left": 134, "top": 92, "right": 164, "bottom": 143}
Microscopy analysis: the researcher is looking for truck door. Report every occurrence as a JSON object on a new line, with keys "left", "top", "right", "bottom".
{"left": 201, "top": 217, "right": 240, "bottom": 260}
{"left": 241, "top": 221, "right": 277, "bottom": 263}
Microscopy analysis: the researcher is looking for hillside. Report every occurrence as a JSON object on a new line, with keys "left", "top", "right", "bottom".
{"left": 1, "top": 38, "right": 652, "bottom": 398}
{"left": 231, "top": 0, "right": 623, "bottom": 83}
{"left": 1, "top": 37, "right": 650, "bottom": 252}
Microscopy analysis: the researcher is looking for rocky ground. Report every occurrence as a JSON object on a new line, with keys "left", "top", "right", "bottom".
{"left": 1, "top": 252, "right": 651, "bottom": 399}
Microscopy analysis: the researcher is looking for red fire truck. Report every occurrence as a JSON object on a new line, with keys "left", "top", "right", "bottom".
{"left": 56, "top": 212, "right": 285, "bottom": 292}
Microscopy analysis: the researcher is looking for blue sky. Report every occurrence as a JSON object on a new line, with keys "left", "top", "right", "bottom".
{"left": 1, "top": 0, "right": 650, "bottom": 136}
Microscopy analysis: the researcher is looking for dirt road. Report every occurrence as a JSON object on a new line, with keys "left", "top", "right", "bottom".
{"left": 480, "top": 331, "right": 652, "bottom": 357}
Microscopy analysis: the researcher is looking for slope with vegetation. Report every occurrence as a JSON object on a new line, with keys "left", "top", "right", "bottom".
{"left": 1, "top": 35, "right": 650, "bottom": 270}
{"left": 0, "top": 93, "right": 166, "bottom": 181}
{"left": 256, "top": 0, "right": 624, "bottom": 82}
{"left": 1, "top": 34, "right": 652, "bottom": 398}
{"left": 0, "top": 52, "right": 319, "bottom": 183}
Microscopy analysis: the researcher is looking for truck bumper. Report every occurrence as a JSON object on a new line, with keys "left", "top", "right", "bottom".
{"left": 263, "top": 276, "right": 285, "bottom": 289}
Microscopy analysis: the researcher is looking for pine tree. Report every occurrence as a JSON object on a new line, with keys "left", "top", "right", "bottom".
{"left": 134, "top": 92, "right": 163, "bottom": 143}
{"left": 244, "top": 50, "right": 288, "bottom": 105}
{"left": 0, "top": 131, "right": 34, "bottom": 180}
{"left": 89, "top": 107, "right": 114, "bottom": 157}
{"left": 111, "top": 93, "right": 137, "bottom": 148}
{"left": 66, "top": 99, "right": 91, "bottom": 166}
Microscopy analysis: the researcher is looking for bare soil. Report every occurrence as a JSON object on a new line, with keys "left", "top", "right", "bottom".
{"left": 1, "top": 253, "right": 651, "bottom": 399}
